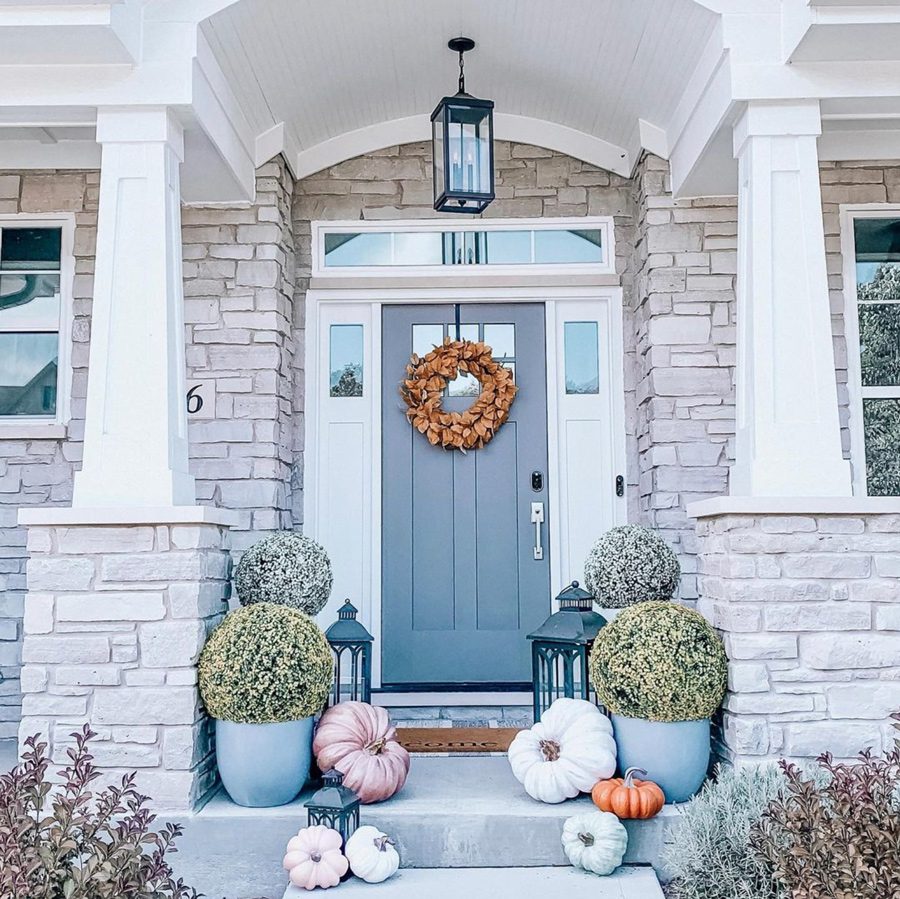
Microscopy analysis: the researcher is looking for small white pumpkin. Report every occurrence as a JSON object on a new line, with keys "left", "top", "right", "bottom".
{"left": 561, "top": 811, "right": 628, "bottom": 876}
{"left": 508, "top": 698, "right": 616, "bottom": 803}
{"left": 282, "top": 825, "right": 349, "bottom": 890}
{"left": 345, "top": 825, "right": 400, "bottom": 884}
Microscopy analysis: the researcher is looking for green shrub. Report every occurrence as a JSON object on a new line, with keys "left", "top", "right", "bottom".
{"left": 199, "top": 603, "right": 333, "bottom": 723}
{"left": 589, "top": 601, "right": 727, "bottom": 721}
{"left": 235, "top": 532, "right": 333, "bottom": 615}
{"left": 584, "top": 525, "right": 680, "bottom": 608}
{"left": 751, "top": 723, "right": 900, "bottom": 899}
{"left": 664, "top": 764, "right": 787, "bottom": 899}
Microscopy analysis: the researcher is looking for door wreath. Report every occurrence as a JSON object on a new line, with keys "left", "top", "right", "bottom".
{"left": 400, "top": 338, "right": 517, "bottom": 450}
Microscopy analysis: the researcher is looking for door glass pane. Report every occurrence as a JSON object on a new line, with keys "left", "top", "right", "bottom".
{"left": 447, "top": 371, "right": 481, "bottom": 397}
{"left": 0, "top": 274, "right": 60, "bottom": 326}
{"left": 329, "top": 324, "right": 363, "bottom": 397}
{"left": 457, "top": 323, "right": 479, "bottom": 343}
{"left": 324, "top": 232, "right": 391, "bottom": 267}
{"left": 535, "top": 229, "right": 603, "bottom": 264}
{"left": 412, "top": 324, "right": 444, "bottom": 357}
{"left": 484, "top": 324, "right": 515, "bottom": 361}
{"left": 859, "top": 303, "right": 900, "bottom": 387}
{"left": 864, "top": 399, "right": 900, "bottom": 496}
{"left": 0, "top": 332, "right": 58, "bottom": 416}
{"left": 855, "top": 218, "right": 900, "bottom": 298}
{"left": 564, "top": 321, "right": 600, "bottom": 394}
{"left": 1, "top": 227, "right": 62, "bottom": 270}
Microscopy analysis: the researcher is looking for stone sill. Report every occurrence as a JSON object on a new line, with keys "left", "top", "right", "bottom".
{"left": 688, "top": 496, "right": 900, "bottom": 518}
{"left": 18, "top": 505, "right": 239, "bottom": 528}
{"left": 0, "top": 422, "right": 67, "bottom": 440}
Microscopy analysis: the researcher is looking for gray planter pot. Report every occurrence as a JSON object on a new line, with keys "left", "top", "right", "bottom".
{"left": 215, "top": 717, "right": 314, "bottom": 808}
{"left": 611, "top": 714, "right": 710, "bottom": 804}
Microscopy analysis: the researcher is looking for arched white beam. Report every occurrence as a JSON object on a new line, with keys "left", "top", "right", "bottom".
{"left": 290, "top": 113, "right": 632, "bottom": 180}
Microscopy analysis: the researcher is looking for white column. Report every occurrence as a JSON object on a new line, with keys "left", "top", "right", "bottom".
{"left": 731, "top": 100, "right": 851, "bottom": 497}
{"left": 74, "top": 107, "right": 195, "bottom": 508}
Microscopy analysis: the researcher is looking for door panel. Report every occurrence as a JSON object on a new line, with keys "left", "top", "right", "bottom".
{"left": 382, "top": 303, "right": 550, "bottom": 687}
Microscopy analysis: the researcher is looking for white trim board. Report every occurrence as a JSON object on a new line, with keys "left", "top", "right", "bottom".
{"left": 303, "top": 259, "right": 627, "bottom": 690}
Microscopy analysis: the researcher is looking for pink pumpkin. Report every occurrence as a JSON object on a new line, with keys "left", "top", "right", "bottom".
{"left": 313, "top": 702, "right": 411, "bottom": 804}
{"left": 282, "top": 825, "right": 348, "bottom": 891}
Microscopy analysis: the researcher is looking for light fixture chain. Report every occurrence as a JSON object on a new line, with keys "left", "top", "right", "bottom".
{"left": 458, "top": 48, "right": 466, "bottom": 93}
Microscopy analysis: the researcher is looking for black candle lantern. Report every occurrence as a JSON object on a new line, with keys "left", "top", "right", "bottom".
{"left": 304, "top": 768, "right": 360, "bottom": 847}
{"left": 325, "top": 599, "right": 373, "bottom": 705}
{"left": 527, "top": 581, "right": 607, "bottom": 723}
{"left": 431, "top": 37, "right": 495, "bottom": 214}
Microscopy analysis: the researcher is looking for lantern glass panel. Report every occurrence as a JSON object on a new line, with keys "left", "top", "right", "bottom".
{"left": 446, "top": 102, "right": 491, "bottom": 196}
{"left": 432, "top": 114, "right": 444, "bottom": 204}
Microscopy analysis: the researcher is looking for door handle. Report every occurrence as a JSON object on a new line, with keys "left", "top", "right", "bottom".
{"left": 531, "top": 502, "right": 545, "bottom": 561}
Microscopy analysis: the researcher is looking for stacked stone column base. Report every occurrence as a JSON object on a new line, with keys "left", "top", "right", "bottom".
{"left": 692, "top": 499, "right": 900, "bottom": 766}
{"left": 18, "top": 508, "right": 234, "bottom": 811}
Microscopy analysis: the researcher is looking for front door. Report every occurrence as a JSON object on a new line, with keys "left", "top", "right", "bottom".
{"left": 381, "top": 303, "right": 551, "bottom": 688}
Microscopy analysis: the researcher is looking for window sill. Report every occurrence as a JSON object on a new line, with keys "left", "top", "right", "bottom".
{"left": 0, "top": 422, "right": 67, "bottom": 440}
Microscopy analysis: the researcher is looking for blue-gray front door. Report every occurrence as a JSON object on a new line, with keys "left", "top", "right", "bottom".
{"left": 381, "top": 303, "right": 551, "bottom": 688}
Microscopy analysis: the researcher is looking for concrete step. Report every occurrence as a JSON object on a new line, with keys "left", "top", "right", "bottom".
{"left": 284, "top": 866, "right": 664, "bottom": 899}
{"left": 174, "top": 756, "right": 680, "bottom": 898}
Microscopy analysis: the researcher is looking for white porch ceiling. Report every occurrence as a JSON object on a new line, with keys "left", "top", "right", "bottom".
{"left": 201, "top": 0, "right": 717, "bottom": 178}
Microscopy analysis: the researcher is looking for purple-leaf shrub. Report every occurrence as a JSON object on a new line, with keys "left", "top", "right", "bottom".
{"left": 0, "top": 724, "right": 199, "bottom": 899}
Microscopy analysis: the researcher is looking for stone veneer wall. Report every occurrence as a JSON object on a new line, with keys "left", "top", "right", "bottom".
{"left": 19, "top": 520, "right": 231, "bottom": 809}
{"left": 697, "top": 510, "right": 900, "bottom": 763}
{"left": 182, "top": 158, "right": 296, "bottom": 552}
{"left": 820, "top": 160, "right": 900, "bottom": 469}
{"left": 0, "top": 171, "right": 98, "bottom": 738}
{"left": 631, "top": 155, "right": 737, "bottom": 602}
{"left": 291, "top": 139, "right": 641, "bottom": 522}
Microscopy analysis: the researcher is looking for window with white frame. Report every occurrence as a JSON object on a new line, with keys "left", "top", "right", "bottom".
{"left": 312, "top": 218, "right": 615, "bottom": 277}
{"left": 849, "top": 215, "right": 900, "bottom": 495}
{"left": 0, "top": 224, "right": 65, "bottom": 419}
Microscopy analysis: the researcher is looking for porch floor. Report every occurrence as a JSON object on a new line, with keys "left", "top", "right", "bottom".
{"left": 283, "top": 865, "right": 664, "bottom": 898}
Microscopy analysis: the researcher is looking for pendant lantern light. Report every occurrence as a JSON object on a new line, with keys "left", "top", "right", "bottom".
{"left": 431, "top": 37, "right": 495, "bottom": 214}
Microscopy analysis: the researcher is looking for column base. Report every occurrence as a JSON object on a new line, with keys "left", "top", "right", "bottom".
{"left": 691, "top": 498, "right": 900, "bottom": 766}
{"left": 18, "top": 507, "right": 234, "bottom": 811}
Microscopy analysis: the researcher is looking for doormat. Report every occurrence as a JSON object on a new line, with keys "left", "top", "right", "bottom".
{"left": 395, "top": 727, "right": 519, "bottom": 753}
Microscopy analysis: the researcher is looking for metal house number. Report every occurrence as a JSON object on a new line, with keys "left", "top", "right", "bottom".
{"left": 185, "top": 381, "right": 216, "bottom": 420}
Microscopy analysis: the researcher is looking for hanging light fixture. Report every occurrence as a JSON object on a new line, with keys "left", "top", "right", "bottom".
{"left": 431, "top": 37, "right": 495, "bottom": 214}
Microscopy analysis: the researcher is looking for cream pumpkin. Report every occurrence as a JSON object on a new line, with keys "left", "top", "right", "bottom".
{"left": 282, "top": 825, "right": 348, "bottom": 891}
{"left": 313, "top": 701, "right": 411, "bottom": 804}
{"left": 345, "top": 825, "right": 400, "bottom": 884}
{"left": 508, "top": 698, "right": 616, "bottom": 803}
{"left": 561, "top": 811, "right": 628, "bottom": 876}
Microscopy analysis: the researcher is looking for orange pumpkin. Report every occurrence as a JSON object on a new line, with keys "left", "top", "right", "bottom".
{"left": 591, "top": 767, "right": 665, "bottom": 819}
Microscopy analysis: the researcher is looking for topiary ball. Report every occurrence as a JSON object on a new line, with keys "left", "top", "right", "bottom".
{"left": 235, "top": 532, "right": 333, "bottom": 614}
{"left": 199, "top": 603, "right": 333, "bottom": 724}
{"left": 584, "top": 525, "right": 680, "bottom": 608}
{"left": 589, "top": 601, "right": 727, "bottom": 722}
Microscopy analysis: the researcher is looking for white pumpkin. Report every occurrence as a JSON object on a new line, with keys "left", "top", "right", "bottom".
{"left": 561, "top": 811, "right": 628, "bottom": 876}
{"left": 508, "top": 698, "right": 616, "bottom": 803}
{"left": 345, "top": 825, "right": 400, "bottom": 884}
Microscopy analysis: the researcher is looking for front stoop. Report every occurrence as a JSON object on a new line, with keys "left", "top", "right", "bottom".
{"left": 284, "top": 866, "right": 665, "bottom": 898}
{"left": 172, "top": 756, "right": 680, "bottom": 898}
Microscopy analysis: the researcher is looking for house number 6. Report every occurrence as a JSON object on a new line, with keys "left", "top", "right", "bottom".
{"left": 186, "top": 385, "right": 204, "bottom": 414}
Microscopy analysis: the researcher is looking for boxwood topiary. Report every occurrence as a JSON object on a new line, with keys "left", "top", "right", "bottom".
{"left": 235, "top": 532, "right": 333, "bottom": 614}
{"left": 589, "top": 601, "right": 727, "bottom": 722}
{"left": 584, "top": 525, "right": 680, "bottom": 608}
{"left": 199, "top": 603, "right": 333, "bottom": 724}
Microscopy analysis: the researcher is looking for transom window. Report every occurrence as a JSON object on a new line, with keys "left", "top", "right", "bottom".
{"left": 313, "top": 218, "right": 614, "bottom": 276}
{"left": 849, "top": 215, "right": 900, "bottom": 495}
{"left": 0, "top": 224, "right": 64, "bottom": 419}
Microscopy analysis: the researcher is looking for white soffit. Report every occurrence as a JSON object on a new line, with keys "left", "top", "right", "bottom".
{"left": 202, "top": 0, "right": 717, "bottom": 176}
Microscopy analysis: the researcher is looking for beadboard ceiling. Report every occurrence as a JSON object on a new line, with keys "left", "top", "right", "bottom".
{"left": 202, "top": 0, "right": 717, "bottom": 173}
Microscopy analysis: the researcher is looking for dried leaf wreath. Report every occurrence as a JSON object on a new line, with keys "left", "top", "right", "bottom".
{"left": 400, "top": 338, "right": 518, "bottom": 450}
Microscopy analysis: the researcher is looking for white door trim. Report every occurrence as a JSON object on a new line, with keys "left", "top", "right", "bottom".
{"left": 304, "top": 285, "right": 626, "bottom": 692}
